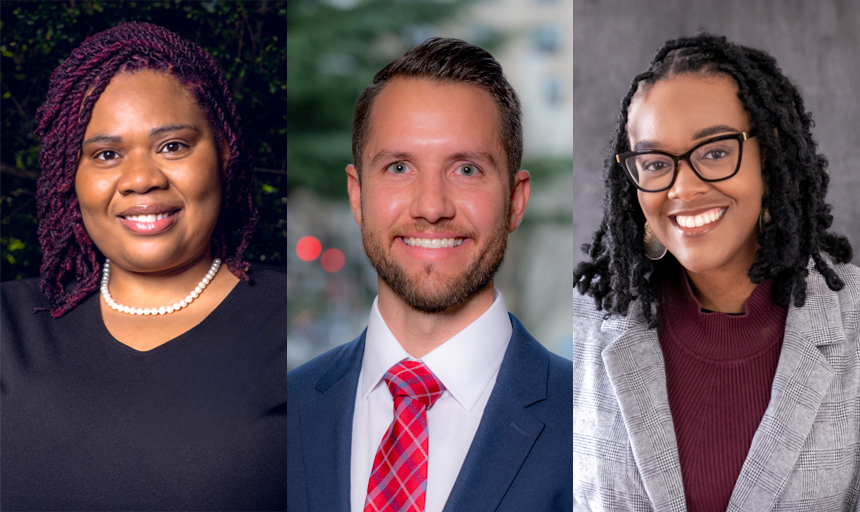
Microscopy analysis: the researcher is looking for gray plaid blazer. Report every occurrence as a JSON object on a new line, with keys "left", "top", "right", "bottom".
{"left": 572, "top": 261, "right": 860, "bottom": 512}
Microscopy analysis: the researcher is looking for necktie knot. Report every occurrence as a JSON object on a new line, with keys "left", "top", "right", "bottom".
{"left": 384, "top": 360, "right": 445, "bottom": 410}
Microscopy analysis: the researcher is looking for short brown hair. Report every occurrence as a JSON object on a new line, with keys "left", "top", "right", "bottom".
{"left": 351, "top": 37, "right": 522, "bottom": 187}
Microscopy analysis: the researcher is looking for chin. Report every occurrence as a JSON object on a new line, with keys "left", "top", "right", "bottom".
{"left": 671, "top": 253, "right": 730, "bottom": 275}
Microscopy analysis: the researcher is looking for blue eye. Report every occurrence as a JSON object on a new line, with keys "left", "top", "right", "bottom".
{"left": 387, "top": 162, "right": 409, "bottom": 174}
{"left": 456, "top": 164, "right": 478, "bottom": 176}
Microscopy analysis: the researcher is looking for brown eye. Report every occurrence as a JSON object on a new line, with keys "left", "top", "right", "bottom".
{"left": 94, "top": 150, "right": 119, "bottom": 161}
{"left": 160, "top": 141, "right": 187, "bottom": 153}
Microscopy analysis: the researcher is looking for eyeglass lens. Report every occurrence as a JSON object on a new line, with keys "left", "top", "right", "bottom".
{"left": 625, "top": 137, "right": 741, "bottom": 191}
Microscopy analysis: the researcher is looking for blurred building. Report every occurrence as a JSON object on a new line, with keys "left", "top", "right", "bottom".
{"left": 468, "top": 0, "right": 574, "bottom": 160}
{"left": 287, "top": 0, "right": 575, "bottom": 370}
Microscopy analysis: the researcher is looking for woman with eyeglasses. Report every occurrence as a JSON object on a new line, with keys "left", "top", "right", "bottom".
{"left": 572, "top": 34, "right": 859, "bottom": 511}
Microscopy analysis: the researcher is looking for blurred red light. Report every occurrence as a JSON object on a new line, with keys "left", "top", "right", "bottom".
{"left": 321, "top": 248, "right": 345, "bottom": 273}
{"left": 296, "top": 236, "right": 322, "bottom": 261}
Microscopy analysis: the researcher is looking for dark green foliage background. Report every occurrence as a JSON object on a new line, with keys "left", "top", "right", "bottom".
{"left": 286, "top": 0, "right": 468, "bottom": 198}
{"left": 1, "top": 0, "right": 287, "bottom": 280}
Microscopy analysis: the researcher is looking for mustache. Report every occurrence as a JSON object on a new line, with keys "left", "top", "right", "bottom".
{"left": 393, "top": 221, "right": 478, "bottom": 239}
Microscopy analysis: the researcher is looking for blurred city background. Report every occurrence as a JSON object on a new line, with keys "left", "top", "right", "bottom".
{"left": 287, "top": 0, "right": 574, "bottom": 369}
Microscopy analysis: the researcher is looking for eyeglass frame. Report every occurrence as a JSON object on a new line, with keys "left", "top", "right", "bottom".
{"left": 616, "top": 131, "right": 756, "bottom": 193}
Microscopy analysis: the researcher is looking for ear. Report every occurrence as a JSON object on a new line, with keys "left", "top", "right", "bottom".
{"left": 507, "top": 170, "right": 531, "bottom": 232}
{"left": 346, "top": 164, "right": 362, "bottom": 225}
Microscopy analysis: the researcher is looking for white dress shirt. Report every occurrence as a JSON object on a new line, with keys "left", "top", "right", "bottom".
{"left": 349, "top": 289, "right": 513, "bottom": 512}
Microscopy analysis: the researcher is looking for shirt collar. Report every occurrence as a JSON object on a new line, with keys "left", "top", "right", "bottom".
{"left": 360, "top": 289, "right": 512, "bottom": 412}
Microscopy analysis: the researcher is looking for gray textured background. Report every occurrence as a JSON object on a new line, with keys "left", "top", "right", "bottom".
{"left": 571, "top": 0, "right": 860, "bottom": 265}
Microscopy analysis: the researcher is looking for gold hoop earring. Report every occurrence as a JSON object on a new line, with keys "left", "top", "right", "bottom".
{"left": 759, "top": 207, "right": 771, "bottom": 233}
{"left": 644, "top": 222, "right": 667, "bottom": 260}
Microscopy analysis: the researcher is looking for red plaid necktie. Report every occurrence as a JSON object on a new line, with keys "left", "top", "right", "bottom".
{"left": 364, "top": 360, "right": 445, "bottom": 512}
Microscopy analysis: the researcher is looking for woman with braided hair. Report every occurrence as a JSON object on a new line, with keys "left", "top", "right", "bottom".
{"left": 1, "top": 22, "right": 287, "bottom": 510}
{"left": 572, "top": 34, "right": 859, "bottom": 511}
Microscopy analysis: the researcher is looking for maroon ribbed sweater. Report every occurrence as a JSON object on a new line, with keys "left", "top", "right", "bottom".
{"left": 658, "top": 271, "right": 788, "bottom": 512}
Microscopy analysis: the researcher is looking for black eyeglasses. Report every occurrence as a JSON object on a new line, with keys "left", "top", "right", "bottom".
{"left": 616, "top": 132, "right": 755, "bottom": 193}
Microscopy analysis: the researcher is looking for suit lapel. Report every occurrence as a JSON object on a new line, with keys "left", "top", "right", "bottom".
{"left": 600, "top": 314, "right": 687, "bottom": 512}
{"left": 299, "top": 333, "right": 365, "bottom": 512}
{"left": 442, "top": 315, "right": 547, "bottom": 512}
{"left": 727, "top": 272, "right": 843, "bottom": 511}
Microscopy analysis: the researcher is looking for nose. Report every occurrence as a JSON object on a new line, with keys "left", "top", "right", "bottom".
{"left": 117, "top": 152, "right": 169, "bottom": 195}
{"left": 408, "top": 170, "right": 455, "bottom": 223}
{"left": 667, "top": 160, "right": 709, "bottom": 201}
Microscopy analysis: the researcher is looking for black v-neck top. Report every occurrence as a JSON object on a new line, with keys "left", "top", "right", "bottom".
{"left": 0, "top": 267, "right": 288, "bottom": 511}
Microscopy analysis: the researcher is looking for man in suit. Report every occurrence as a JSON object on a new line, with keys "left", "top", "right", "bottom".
{"left": 287, "top": 38, "right": 573, "bottom": 512}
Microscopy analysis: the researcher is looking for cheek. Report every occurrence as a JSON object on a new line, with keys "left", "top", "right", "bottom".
{"left": 182, "top": 157, "right": 223, "bottom": 211}
{"left": 360, "top": 183, "right": 408, "bottom": 228}
{"left": 636, "top": 190, "right": 663, "bottom": 223}
{"left": 458, "top": 186, "right": 507, "bottom": 228}
{"left": 74, "top": 170, "right": 115, "bottom": 217}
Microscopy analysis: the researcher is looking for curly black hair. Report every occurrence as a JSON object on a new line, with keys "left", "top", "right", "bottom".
{"left": 573, "top": 33, "right": 853, "bottom": 327}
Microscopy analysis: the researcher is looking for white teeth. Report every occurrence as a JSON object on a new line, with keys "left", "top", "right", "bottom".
{"left": 404, "top": 237, "right": 464, "bottom": 248}
{"left": 124, "top": 212, "right": 171, "bottom": 223}
{"left": 676, "top": 208, "right": 725, "bottom": 229}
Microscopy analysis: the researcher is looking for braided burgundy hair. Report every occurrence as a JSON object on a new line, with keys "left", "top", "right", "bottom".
{"left": 34, "top": 21, "right": 258, "bottom": 318}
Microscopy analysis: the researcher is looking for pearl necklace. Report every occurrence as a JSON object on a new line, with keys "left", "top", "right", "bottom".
{"left": 100, "top": 258, "right": 221, "bottom": 316}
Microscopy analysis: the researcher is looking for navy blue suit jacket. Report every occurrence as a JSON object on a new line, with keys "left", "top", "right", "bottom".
{"left": 287, "top": 313, "right": 572, "bottom": 511}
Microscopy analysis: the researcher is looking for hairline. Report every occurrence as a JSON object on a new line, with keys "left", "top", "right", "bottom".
{"left": 356, "top": 76, "right": 511, "bottom": 183}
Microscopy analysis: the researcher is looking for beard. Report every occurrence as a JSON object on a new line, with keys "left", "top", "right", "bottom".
{"left": 360, "top": 210, "right": 510, "bottom": 314}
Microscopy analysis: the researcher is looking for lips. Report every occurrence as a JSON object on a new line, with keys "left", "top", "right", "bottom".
{"left": 673, "top": 207, "right": 726, "bottom": 228}
{"left": 117, "top": 204, "right": 180, "bottom": 235}
{"left": 669, "top": 207, "right": 727, "bottom": 235}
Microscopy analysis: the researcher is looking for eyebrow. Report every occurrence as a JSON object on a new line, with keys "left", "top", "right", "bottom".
{"left": 150, "top": 124, "right": 199, "bottom": 137}
{"left": 369, "top": 150, "right": 413, "bottom": 167}
{"left": 632, "top": 125, "right": 740, "bottom": 152}
{"left": 451, "top": 151, "right": 498, "bottom": 167}
{"left": 368, "top": 150, "right": 498, "bottom": 168}
{"left": 81, "top": 124, "right": 200, "bottom": 147}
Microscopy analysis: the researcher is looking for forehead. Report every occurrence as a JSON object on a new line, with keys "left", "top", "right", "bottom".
{"left": 364, "top": 78, "right": 503, "bottom": 164}
{"left": 86, "top": 70, "right": 207, "bottom": 132}
{"left": 626, "top": 73, "right": 751, "bottom": 149}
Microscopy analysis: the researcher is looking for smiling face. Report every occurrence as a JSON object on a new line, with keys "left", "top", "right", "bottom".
{"left": 347, "top": 78, "right": 529, "bottom": 313}
{"left": 75, "top": 70, "right": 225, "bottom": 274}
{"left": 626, "top": 73, "right": 765, "bottom": 277}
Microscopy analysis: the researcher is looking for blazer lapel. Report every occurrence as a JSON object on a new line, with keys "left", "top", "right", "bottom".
{"left": 299, "top": 333, "right": 365, "bottom": 512}
{"left": 442, "top": 315, "right": 547, "bottom": 512}
{"left": 727, "top": 272, "right": 843, "bottom": 511}
{"left": 600, "top": 313, "right": 687, "bottom": 512}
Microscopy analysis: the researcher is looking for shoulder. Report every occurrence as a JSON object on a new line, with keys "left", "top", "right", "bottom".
{"left": 1, "top": 277, "right": 50, "bottom": 322}
{"left": 829, "top": 261, "right": 860, "bottom": 310}
{"left": 572, "top": 289, "right": 640, "bottom": 353}
{"left": 831, "top": 262, "right": 860, "bottom": 342}
{"left": 506, "top": 313, "right": 571, "bottom": 413}
{"left": 218, "top": 265, "right": 288, "bottom": 325}
{"left": 287, "top": 331, "right": 365, "bottom": 402}
{"left": 806, "top": 261, "right": 860, "bottom": 340}
{"left": 1, "top": 276, "right": 46, "bottom": 305}
{"left": 243, "top": 265, "right": 288, "bottom": 297}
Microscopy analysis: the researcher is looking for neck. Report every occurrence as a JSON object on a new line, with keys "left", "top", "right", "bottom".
{"left": 376, "top": 280, "right": 496, "bottom": 359}
{"left": 105, "top": 252, "right": 219, "bottom": 308}
{"left": 683, "top": 233, "right": 761, "bottom": 314}
{"left": 685, "top": 264, "right": 757, "bottom": 314}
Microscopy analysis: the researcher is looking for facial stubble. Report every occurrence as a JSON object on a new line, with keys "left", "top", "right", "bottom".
{"left": 360, "top": 203, "right": 511, "bottom": 314}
